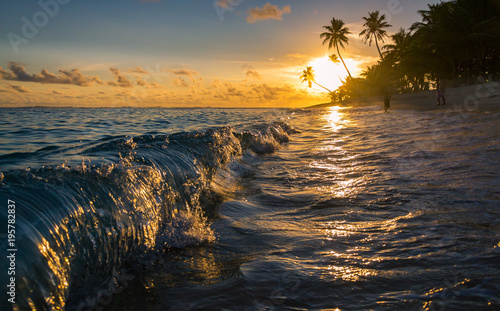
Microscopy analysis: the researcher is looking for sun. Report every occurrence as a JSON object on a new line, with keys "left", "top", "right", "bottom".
{"left": 307, "top": 56, "right": 359, "bottom": 93}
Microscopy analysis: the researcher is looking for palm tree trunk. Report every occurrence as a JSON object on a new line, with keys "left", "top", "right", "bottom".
{"left": 314, "top": 81, "right": 332, "bottom": 93}
{"left": 375, "top": 38, "right": 384, "bottom": 61}
{"left": 337, "top": 46, "right": 353, "bottom": 79}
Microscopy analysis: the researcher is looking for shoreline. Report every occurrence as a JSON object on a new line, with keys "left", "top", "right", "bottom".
{"left": 306, "top": 82, "right": 500, "bottom": 112}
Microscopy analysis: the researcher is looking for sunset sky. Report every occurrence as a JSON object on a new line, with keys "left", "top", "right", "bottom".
{"left": 0, "top": 0, "right": 440, "bottom": 107}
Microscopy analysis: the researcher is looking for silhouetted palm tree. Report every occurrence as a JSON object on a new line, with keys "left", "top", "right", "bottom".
{"left": 329, "top": 53, "right": 340, "bottom": 65}
{"left": 300, "top": 66, "right": 332, "bottom": 92}
{"left": 383, "top": 28, "right": 410, "bottom": 58}
{"left": 320, "top": 18, "right": 353, "bottom": 79}
{"left": 360, "top": 11, "right": 392, "bottom": 60}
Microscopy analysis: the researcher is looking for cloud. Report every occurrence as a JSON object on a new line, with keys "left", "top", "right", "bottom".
{"left": 136, "top": 78, "right": 147, "bottom": 87}
{"left": 8, "top": 84, "right": 32, "bottom": 93}
{"left": 136, "top": 76, "right": 160, "bottom": 88}
{"left": 210, "top": 79, "right": 244, "bottom": 100}
{"left": 250, "top": 83, "right": 293, "bottom": 100}
{"left": 108, "top": 67, "right": 133, "bottom": 88}
{"left": 285, "top": 53, "right": 309, "bottom": 66}
{"left": 0, "top": 62, "right": 103, "bottom": 87}
{"left": 127, "top": 67, "right": 149, "bottom": 74}
{"left": 247, "top": 3, "right": 291, "bottom": 23}
{"left": 286, "top": 53, "right": 307, "bottom": 59}
{"left": 167, "top": 68, "right": 200, "bottom": 78}
{"left": 114, "top": 90, "right": 132, "bottom": 97}
{"left": 246, "top": 70, "right": 262, "bottom": 80}
{"left": 48, "top": 88, "right": 65, "bottom": 95}
{"left": 172, "top": 77, "right": 190, "bottom": 88}
{"left": 168, "top": 68, "right": 205, "bottom": 94}
{"left": 216, "top": 0, "right": 237, "bottom": 9}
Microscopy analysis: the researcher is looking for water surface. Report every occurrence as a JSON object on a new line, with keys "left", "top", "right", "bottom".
{"left": 0, "top": 107, "right": 499, "bottom": 310}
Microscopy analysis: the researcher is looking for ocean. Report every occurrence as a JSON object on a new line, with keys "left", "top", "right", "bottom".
{"left": 0, "top": 107, "right": 499, "bottom": 310}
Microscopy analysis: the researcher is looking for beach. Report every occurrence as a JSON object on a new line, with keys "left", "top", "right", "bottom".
{"left": 309, "top": 82, "right": 500, "bottom": 112}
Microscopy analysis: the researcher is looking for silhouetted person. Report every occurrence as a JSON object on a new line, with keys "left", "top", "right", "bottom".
{"left": 437, "top": 80, "right": 446, "bottom": 106}
{"left": 383, "top": 93, "right": 391, "bottom": 112}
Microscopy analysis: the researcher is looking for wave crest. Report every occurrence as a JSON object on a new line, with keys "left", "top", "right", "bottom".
{"left": 0, "top": 122, "right": 296, "bottom": 310}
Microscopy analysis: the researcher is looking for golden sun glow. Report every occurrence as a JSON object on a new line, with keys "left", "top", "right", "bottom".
{"left": 324, "top": 106, "right": 350, "bottom": 132}
{"left": 307, "top": 56, "right": 362, "bottom": 93}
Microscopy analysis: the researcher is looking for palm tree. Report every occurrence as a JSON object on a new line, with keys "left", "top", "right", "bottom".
{"left": 328, "top": 54, "right": 342, "bottom": 82}
{"left": 320, "top": 18, "right": 353, "bottom": 79}
{"left": 300, "top": 66, "right": 332, "bottom": 92}
{"left": 329, "top": 53, "right": 340, "bottom": 65}
{"left": 383, "top": 28, "right": 410, "bottom": 58}
{"left": 360, "top": 11, "right": 392, "bottom": 60}
{"left": 381, "top": 28, "right": 413, "bottom": 92}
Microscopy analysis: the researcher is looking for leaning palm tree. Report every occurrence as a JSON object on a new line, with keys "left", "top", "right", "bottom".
{"left": 320, "top": 18, "right": 353, "bottom": 79}
{"left": 300, "top": 66, "right": 332, "bottom": 92}
{"left": 360, "top": 11, "right": 392, "bottom": 60}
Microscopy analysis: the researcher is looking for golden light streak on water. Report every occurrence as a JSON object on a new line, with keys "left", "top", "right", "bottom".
{"left": 323, "top": 106, "right": 350, "bottom": 132}
{"left": 323, "top": 222, "right": 358, "bottom": 238}
{"left": 322, "top": 265, "right": 373, "bottom": 282}
{"left": 37, "top": 237, "right": 68, "bottom": 309}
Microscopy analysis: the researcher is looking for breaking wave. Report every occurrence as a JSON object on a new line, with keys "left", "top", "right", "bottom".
{"left": 0, "top": 122, "right": 296, "bottom": 310}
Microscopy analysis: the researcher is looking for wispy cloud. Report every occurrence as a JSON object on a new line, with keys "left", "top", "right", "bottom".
{"left": 8, "top": 84, "right": 32, "bottom": 93}
{"left": 114, "top": 90, "right": 132, "bottom": 97}
{"left": 250, "top": 83, "right": 293, "bottom": 100}
{"left": 168, "top": 68, "right": 203, "bottom": 93}
{"left": 216, "top": 0, "right": 237, "bottom": 9}
{"left": 167, "top": 68, "right": 200, "bottom": 78}
{"left": 246, "top": 70, "right": 262, "bottom": 80}
{"left": 136, "top": 76, "right": 160, "bottom": 88}
{"left": 211, "top": 79, "right": 243, "bottom": 99}
{"left": 172, "top": 76, "right": 190, "bottom": 88}
{"left": 0, "top": 62, "right": 103, "bottom": 87}
{"left": 247, "top": 3, "right": 291, "bottom": 24}
{"left": 127, "top": 67, "right": 149, "bottom": 74}
{"left": 47, "top": 88, "right": 65, "bottom": 95}
{"left": 286, "top": 53, "right": 307, "bottom": 59}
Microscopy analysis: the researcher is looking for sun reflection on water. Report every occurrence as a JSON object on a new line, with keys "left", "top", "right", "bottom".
{"left": 323, "top": 265, "right": 373, "bottom": 282}
{"left": 323, "top": 106, "right": 350, "bottom": 132}
{"left": 306, "top": 106, "right": 366, "bottom": 198}
{"left": 311, "top": 213, "right": 427, "bottom": 286}
{"left": 322, "top": 221, "right": 358, "bottom": 239}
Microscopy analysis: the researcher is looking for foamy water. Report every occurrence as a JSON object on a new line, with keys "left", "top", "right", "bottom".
{"left": 0, "top": 107, "right": 499, "bottom": 310}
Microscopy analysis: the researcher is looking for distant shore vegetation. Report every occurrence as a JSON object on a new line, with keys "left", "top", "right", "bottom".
{"left": 301, "top": 0, "right": 500, "bottom": 102}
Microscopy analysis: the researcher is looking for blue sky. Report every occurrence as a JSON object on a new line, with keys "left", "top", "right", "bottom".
{"left": 0, "top": 0, "right": 441, "bottom": 107}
